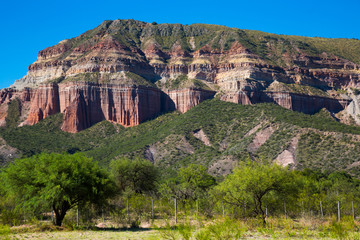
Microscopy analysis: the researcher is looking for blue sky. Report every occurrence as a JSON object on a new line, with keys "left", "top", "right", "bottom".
{"left": 0, "top": 0, "right": 359, "bottom": 89}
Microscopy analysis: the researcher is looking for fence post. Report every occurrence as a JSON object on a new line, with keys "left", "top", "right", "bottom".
{"left": 320, "top": 201, "right": 323, "bottom": 217}
{"left": 175, "top": 198, "right": 177, "bottom": 224}
{"left": 76, "top": 202, "right": 79, "bottom": 226}
{"left": 152, "top": 198, "right": 155, "bottom": 220}
{"left": 102, "top": 204, "right": 105, "bottom": 223}
{"left": 352, "top": 201, "right": 355, "bottom": 220}
{"left": 302, "top": 201, "right": 304, "bottom": 216}
{"left": 338, "top": 201, "right": 341, "bottom": 222}
{"left": 266, "top": 205, "right": 268, "bottom": 218}
{"left": 222, "top": 202, "right": 225, "bottom": 217}
{"left": 196, "top": 199, "right": 199, "bottom": 219}
{"left": 23, "top": 205, "right": 26, "bottom": 223}
{"left": 284, "top": 201, "right": 287, "bottom": 219}
{"left": 244, "top": 201, "right": 247, "bottom": 219}
{"left": 127, "top": 199, "right": 129, "bottom": 219}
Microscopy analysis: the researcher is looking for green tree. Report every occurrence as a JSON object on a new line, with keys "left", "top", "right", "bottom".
{"left": 213, "top": 161, "right": 297, "bottom": 225}
{"left": 110, "top": 157, "right": 158, "bottom": 227}
{"left": 158, "top": 164, "right": 216, "bottom": 217}
{"left": 110, "top": 157, "right": 158, "bottom": 194}
{"left": 0, "top": 153, "right": 114, "bottom": 226}
{"left": 321, "top": 171, "right": 360, "bottom": 215}
{"left": 159, "top": 164, "right": 216, "bottom": 200}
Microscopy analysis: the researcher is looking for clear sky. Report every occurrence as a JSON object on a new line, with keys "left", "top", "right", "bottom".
{"left": 0, "top": 0, "right": 359, "bottom": 89}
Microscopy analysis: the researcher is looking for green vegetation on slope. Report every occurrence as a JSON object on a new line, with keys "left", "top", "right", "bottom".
{"left": 1, "top": 99, "right": 360, "bottom": 177}
{"left": 242, "top": 30, "right": 360, "bottom": 66}
{"left": 124, "top": 72, "right": 156, "bottom": 87}
{"left": 266, "top": 82, "right": 329, "bottom": 97}
{"left": 5, "top": 98, "right": 20, "bottom": 129}
{"left": 0, "top": 114, "right": 122, "bottom": 157}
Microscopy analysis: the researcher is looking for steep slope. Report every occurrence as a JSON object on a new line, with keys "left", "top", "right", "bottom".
{"left": 1, "top": 19, "right": 359, "bottom": 132}
{"left": 2, "top": 99, "right": 360, "bottom": 178}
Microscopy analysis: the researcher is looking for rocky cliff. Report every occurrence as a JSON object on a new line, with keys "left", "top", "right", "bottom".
{"left": 2, "top": 19, "right": 360, "bottom": 131}
{"left": 17, "top": 83, "right": 163, "bottom": 133}
{"left": 221, "top": 90, "right": 350, "bottom": 114}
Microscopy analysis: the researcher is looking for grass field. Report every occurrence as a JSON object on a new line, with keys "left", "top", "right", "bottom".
{"left": 7, "top": 229, "right": 160, "bottom": 240}
{"left": 2, "top": 216, "right": 360, "bottom": 240}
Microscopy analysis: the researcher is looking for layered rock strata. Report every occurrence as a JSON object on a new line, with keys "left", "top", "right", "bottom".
{"left": 165, "top": 89, "right": 216, "bottom": 113}
{"left": 59, "top": 83, "right": 162, "bottom": 132}
{"left": 2, "top": 82, "right": 215, "bottom": 133}
{"left": 23, "top": 84, "right": 60, "bottom": 126}
{"left": 221, "top": 91, "right": 350, "bottom": 114}
{"left": 18, "top": 83, "right": 163, "bottom": 133}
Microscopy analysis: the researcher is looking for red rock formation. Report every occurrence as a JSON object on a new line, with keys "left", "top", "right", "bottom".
{"left": 221, "top": 90, "right": 350, "bottom": 114}
{"left": 1, "top": 82, "right": 215, "bottom": 132}
{"left": 220, "top": 91, "right": 252, "bottom": 105}
{"left": 23, "top": 84, "right": 60, "bottom": 126}
{"left": 59, "top": 82, "right": 162, "bottom": 132}
{"left": 165, "top": 88, "right": 215, "bottom": 113}
{"left": 12, "top": 82, "right": 162, "bottom": 133}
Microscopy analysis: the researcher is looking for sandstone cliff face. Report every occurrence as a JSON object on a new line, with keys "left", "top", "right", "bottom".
{"left": 17, "top": 82, "right": 163, "bottom": 133}
{"left": 221, "top": 90, "right": 350, "bottom": 114}
{"left": 59, "top": 83, "right": 162, "bottom": 132}
{"left": 165, "top": 89, "right": 216, "bottom": 113}
{"left": 1, "top": 82, "right": 215, "bottom": 132}
{"left": 22, "top": 84, "right": 60, "bottom": 126}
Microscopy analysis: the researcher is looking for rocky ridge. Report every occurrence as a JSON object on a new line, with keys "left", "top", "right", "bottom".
{"left": 2, "top": 19, "right": 360, "bottom": 132}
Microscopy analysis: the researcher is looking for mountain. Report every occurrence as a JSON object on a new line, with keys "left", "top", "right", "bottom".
{"left": 1, "top": 19, "right": 360, "bottom": 175}
{"left": 1, "top": 19, "right": 360, "bottom": 133}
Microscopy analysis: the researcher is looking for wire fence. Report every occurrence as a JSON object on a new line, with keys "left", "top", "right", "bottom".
{"left": 66, "top": 196, "right": 360, "bottom": 226}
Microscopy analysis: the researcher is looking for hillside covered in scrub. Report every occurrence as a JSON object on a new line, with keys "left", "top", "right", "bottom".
{"left": 1, "top": 99, "right": 360, "bottom": 178}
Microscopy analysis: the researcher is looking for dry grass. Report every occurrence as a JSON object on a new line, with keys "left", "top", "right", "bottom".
{"left": 4, "top": 216, "right": 360, "bottom": 240}
{"left": 8, "top": 229, "right": 160, "bottom": 240}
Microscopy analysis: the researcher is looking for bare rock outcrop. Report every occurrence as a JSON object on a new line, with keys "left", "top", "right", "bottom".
{"left": 247, "top": 126, "right": 275, "bottom": 153}
{"left": 345, "top": 94, "right": 360, "bottom": 124}
{"left": 22, "top": 83, "right": 60, "bottom": 126}
{"left": 165, "top": 89, "right": 215, "bottom": 113}
{"left": 221, "top": 91, "right": 350, "bottom": 114}
{"left": 275, "top": 137, "right": 299, "bottom": 167}
{"left": 192, "top": 129, "right": 211, "bottom": 146}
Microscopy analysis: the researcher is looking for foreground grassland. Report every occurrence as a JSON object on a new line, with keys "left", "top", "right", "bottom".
{"left": 2, "top": 217, "right": 360, "bottom": 240}
{"left": 7, "top": 230, "right": 160, "bottom": 240}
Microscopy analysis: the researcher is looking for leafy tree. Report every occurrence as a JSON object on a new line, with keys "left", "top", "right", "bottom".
{"left": 159, "top": 164, "right": 216, "bottom": 200}
{"left": 110, "top": 157, "right": 158, "bottom": 195}
{"left": 109, "top": 157, "right": 158, "bottom": 227}
{"left": 213, "top": 161, "right": 297, "bottom": 225}
{"left": 0, "top": 153, "right": 114, "bottom": 226}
